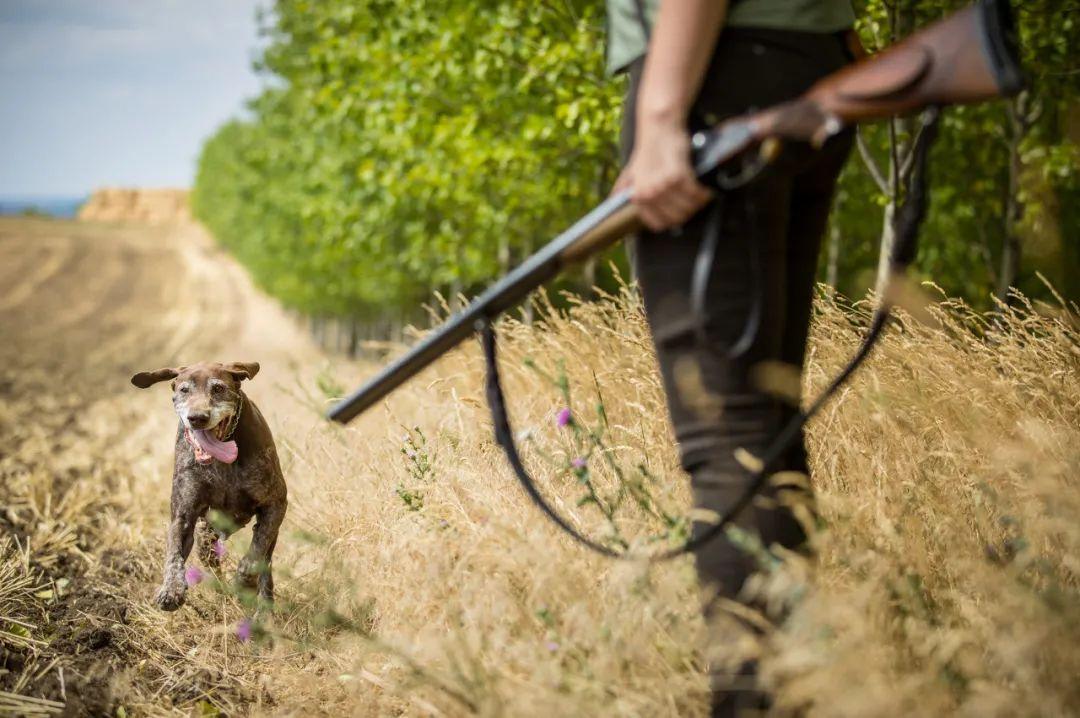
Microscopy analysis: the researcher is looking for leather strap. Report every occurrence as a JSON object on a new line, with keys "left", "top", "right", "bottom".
{"left": 481, "top": 109, "right": 941, "bottom": 560}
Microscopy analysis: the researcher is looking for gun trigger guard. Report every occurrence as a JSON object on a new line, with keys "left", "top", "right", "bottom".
{"left": 714, "top": 139, "right": 779, "bottom": 190}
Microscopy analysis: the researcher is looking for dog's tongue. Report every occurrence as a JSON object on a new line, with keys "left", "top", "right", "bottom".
{"left": 190, "top": 429, "right": 238, "bottom": 464}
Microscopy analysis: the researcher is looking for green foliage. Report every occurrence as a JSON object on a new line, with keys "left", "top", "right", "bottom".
{"left": 833, "top": 0, "right": 1080, "bottom": 304}
{"left": 193, "top": 0, "right": 621, "bottom": 318}
{"left": 193, "top": 0, "right": 1080, "bottom": 318}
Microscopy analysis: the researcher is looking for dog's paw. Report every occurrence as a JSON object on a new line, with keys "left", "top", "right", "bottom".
{"left": 234, "top": 558, "right": 260, "bottom": 590}
{"left": 154, "top": 582, "right": 187, "bottom": 611}
{"left": 253, "top": 600, "right": 275, "bottom": 622}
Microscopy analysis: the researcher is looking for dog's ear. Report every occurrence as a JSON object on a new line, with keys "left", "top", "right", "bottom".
{"left": 131, "top": 367, "right": 183, "bottom": 388}
{"left": 224, "top": 362, "right": 260, "bottom": 382}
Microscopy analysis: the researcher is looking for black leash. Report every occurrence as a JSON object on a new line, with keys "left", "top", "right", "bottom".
{"left": 690, "top": 190, "right": 762, "bottom": 359}
{"left": 482, "top": 108, "right": 940, "bottom": 560}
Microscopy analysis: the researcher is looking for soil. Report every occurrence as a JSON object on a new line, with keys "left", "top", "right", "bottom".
{"left": 0, "top": 217, "right": 322, "bottom": 716}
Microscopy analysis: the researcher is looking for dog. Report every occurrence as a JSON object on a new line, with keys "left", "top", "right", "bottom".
{"left": 131, "top": 361, "right": 287, "bottom": 611}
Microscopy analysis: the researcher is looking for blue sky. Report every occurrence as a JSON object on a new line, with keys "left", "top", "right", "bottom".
{"left": 0, "top": 0, "right": 265, "bottom": 197}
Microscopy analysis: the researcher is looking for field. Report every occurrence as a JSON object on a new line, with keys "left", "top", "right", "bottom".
{"left": 1, "top": 216, "right": 1078, "bottom": 717}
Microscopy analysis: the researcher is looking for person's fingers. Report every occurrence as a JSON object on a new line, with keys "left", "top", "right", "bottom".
{"left": 638, "top": 191, "right": 685, "bottom": 230}
{"left": 629, "top": 161, "right": 718, "bottom": 231}
{"left": 612, "top": 167, "right": 633, "bottom": 195}
{"left": 634, "top": 183, "right": 701, "bottom": 231}
{"left": 659, "top": 195, "right": 699, "bottom": 223}
{"left": 646, "top": 198, "right": 688, "bottom": 231}
{"left": 663, "top": 178, "right": 709, "bottom": 217}
{"left": 688, "top": 178, "right": 713, "bottom": 206}
{"left": 633, "top": 175, "right": 666, "bottom": 204}
{"left": 675, "top": 173, "right": 711, "bottom": 204}
{"left": 638, "top": 205, "right": 668, "bottom": 232}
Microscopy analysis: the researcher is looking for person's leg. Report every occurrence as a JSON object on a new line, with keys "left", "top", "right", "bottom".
{"left": 626, "top": 97, "right": 803, "bottom": 718}
{"left": 632, "top": 171, "right": 794, "bottom": 597}
{"left": 622, "top": 29, "right": 852, "bottom": 599}
{"left": 777, "top": 131, "right": 854, "bottom": 479}
{"left": 619, "top": 27, "right": 853, "bottom": 716}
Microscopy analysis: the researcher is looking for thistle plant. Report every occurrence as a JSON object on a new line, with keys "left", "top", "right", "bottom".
{"left": 523, "top": 357, "right": 689, "bottom": 550}
{"left": 396, "top": 426, "right": 433, "bottom": 511}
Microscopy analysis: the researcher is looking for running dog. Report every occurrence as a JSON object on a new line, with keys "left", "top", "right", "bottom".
{"left": 131, "top": 361, "right": 287, "bottom": 611}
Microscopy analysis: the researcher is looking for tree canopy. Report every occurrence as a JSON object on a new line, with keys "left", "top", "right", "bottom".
{"left": 193, "top": 0, "right": 1080, "bottom": 321}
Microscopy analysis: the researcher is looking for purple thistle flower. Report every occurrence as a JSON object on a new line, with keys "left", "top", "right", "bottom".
{"left": 556, "top": 408, "right": 572, "bottom": 428}
{"left": 236, "top": 618, "right": 252, "bottom": 643}
{"left": 571, "top": 457, "right": 587, "bottom": 470}
{"left": 545, "top": 640, "right": 560, "bottom": 652}
{"left": 212, "top": 539, "right": 227, "bottom": 559}
{"left": 184, "top": 566, "right": 204, "bottom": 586}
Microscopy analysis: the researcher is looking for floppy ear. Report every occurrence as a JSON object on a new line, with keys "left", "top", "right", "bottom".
{"left": 224, "top": 362, "right": 260, "bottom": 382}
{"left": 131, "top": 367, "right": 183, "bottom": 388}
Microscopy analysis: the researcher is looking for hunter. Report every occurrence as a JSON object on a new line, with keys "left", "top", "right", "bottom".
{"left": 609, "top": 0, "right": 857, "bottom": 712}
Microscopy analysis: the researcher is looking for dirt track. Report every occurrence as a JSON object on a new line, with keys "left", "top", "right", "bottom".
{"left": 0, "top": 217, "right": 324, "bottom": 715}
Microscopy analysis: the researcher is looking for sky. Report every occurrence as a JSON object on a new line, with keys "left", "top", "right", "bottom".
{"left": 0, "top": 0, "right": 266, "bottom": 197}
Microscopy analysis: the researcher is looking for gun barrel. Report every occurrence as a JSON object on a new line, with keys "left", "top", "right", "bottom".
{"left": 328, "top": 191, "right": 635, "bottom": 423}
{"left": 328, "top": 121, "right": 758, "bottom": 424}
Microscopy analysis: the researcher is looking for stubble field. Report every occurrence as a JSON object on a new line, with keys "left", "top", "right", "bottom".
{"left": 1, "top": 216, "right": 1078, "bottom": 717}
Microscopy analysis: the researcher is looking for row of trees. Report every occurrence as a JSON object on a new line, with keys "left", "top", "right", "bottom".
{"left": 193, "top": 0, "right": 1079, "bottom": 325}
{"left": 841, "top": 0, "right": 1080, "bottom": 304}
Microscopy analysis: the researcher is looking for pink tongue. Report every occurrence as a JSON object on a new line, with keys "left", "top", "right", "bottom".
{"left": 191, "top": 429, "right": 238, "bottom": 464}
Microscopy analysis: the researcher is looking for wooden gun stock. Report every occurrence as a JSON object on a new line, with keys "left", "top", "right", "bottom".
{"left": 750, "top": 0, "right": 1023, "bottom": 143}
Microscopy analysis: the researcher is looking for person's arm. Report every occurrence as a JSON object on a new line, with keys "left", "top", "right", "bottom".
{"left": 615, "top": 0, "right": 728, "bottom": 231}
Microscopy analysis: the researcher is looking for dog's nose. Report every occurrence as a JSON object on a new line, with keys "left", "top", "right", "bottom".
{"left": 188, "top": 413, "right": 210, "bottom": 428}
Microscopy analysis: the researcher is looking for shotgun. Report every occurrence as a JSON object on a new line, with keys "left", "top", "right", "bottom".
{"left": 329, "top": 0, "right": 1022, "bottom": 425}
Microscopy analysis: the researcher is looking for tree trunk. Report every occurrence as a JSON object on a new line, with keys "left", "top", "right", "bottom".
{"left": 996, "top": 94, "right": 1030, "bottom": 304}
{"left": 450, "top": 277, "right": 463, "bottom": 312}
{"left": 826, "top": 222, "right": 841, "bottom": 289}
{"left": 873, "top": 1, "right": 915, "bottom": 300}
{"left": 522, "top": 295, "right": 535, "bottom": 325}
{"left": 874, "top": 197, "right": 898, "bottom": 298}
{"left": 584, "top": 257, "right": 598, "bottom": 296}
{"left": 348, "top": 318, "right": 360, "bottom": 357}
{"left": 498, "top": 234, "right": 510, "bottom": 274}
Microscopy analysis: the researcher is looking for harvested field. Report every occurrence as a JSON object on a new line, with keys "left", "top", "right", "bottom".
{"left": 1, "top": 216, "right": 1078, "bottom": 716}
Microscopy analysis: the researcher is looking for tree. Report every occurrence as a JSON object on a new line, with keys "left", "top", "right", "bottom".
{"left": 193, "top": 0, "right": 1080, "bottom": 326}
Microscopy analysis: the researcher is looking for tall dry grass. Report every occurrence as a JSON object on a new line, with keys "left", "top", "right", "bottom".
{"left": 3, "top": 269, "right": 1078, "bottom": 716}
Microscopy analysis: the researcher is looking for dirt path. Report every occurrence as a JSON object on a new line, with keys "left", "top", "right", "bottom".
{"left": 0, "top": 217, "right": 326, "bottom": 715}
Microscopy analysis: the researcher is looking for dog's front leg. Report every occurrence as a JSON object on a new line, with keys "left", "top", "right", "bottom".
{"left": 237, "top": 500, "right": 286, "bottom": 606}
{"left": 155, "top": 497, "right": 200, "bottom": 611}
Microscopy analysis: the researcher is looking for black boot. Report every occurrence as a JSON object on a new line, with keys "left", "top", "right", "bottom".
{"left": 710, "top": 660, "right": 770, "bottom": 718}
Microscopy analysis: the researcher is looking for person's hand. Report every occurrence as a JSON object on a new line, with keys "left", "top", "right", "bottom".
{"left": 614, "top": 117, "right": 712, "bottom": 232}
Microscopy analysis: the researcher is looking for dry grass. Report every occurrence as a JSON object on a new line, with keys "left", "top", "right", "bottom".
{"left": 1, "top": 218, "right": 1078, "bottom": 716}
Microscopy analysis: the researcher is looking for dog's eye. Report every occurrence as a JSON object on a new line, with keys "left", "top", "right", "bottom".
{"left": 178, "top": 385, "right": 190, "bottom": 394}
{"left": 211, "top": 384, "right": 224, "bottom": 395}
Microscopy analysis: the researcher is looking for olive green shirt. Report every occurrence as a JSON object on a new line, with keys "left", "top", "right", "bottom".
{"left": 606, "top": 0, "right": 855, "bottom": 74}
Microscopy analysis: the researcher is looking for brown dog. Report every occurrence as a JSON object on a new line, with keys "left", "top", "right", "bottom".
{"left": 132, "top": 361, "right": 287, "bottom": 611}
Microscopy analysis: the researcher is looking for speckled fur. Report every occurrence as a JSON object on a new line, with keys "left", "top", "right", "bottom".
{"left": 132, "top": 362, "right": 288, "bottom": 611}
